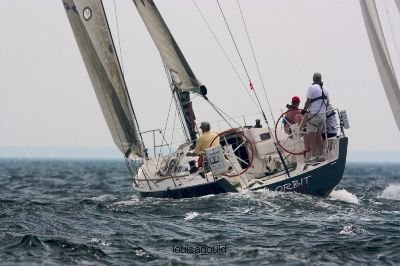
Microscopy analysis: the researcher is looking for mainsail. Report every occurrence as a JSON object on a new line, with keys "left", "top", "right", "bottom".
{"left": 396, "top": 0, "right": 400, "bottom": 14}
{"left": 360, "top": 0, "right": 400, "bottom": 130}
{"left": 63, "top": 0, "right": 144, "bottom": 158}
{"left": 132, "top": 0, "right": 202, "bottom": 93}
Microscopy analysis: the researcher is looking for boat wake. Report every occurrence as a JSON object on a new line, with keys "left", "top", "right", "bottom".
{"left": 329, "top": 189, "right": 359, "bottom": 204}
{"left": 89, "top": 194, "right": 118, "bottom": 202}
{"left": 378, "top": 184, "right": 400, "bottom": 200}
{"left": 113, "top": 196, "right": 142, "bottom": 206}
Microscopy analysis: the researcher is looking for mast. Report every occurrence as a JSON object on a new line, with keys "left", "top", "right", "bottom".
{"left": 133, "top": 0, "right": 207, "bottom": 142}
{"left": 63, "top": 0, "right": 144, "bottom": 158}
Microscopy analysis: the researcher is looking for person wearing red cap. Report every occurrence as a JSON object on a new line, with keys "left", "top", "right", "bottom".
{"left": 292, "top": 96, "right": 300, "bottom": 105}
{"left": 283, "top": 96, "right": 302, "bottom": 134}
{"left": 283, "top": 96, "right": 310, "bottom": 158}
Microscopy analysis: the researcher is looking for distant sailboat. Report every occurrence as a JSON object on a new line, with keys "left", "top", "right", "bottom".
{"left": 360, "top": 0, "right": 400, "bottom": 131}
{"left": 63, "top": 0, "right": 350, "bottom": 199}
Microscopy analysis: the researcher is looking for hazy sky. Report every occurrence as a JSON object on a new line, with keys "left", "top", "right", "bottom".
{"left": 1, "top": 0, "right": 400, "bottom": 156}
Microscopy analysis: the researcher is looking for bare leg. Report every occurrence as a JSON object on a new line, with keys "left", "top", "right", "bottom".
{"left": 309, "top": 132, "right": 318, "bottom": 157}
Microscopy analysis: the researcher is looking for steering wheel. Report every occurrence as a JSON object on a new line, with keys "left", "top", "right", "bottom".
{"left": 210, "top": 129, "right": 254, "bottom": 177}
{"left": 274, "top": 109, "right": 309, "bottom": 155}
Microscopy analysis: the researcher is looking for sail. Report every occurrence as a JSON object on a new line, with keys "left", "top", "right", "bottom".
{"left": 133, "top": 0, "right": 202, "bottom": 142}
{"left": 396, "top": 0, "right": 400, "bottom": 14}
{"left": 132, "top": 0, "right": 203, "bottom": 93}
{"left": 360, "top": 0, "right": 400, "bottom": 130}
{"left": 63, "top": 0, "right": 144, "bottom": 158}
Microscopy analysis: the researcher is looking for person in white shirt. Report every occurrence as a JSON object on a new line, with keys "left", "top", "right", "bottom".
{"left": 301, "top": 72, "right": 330, "bottom": 161}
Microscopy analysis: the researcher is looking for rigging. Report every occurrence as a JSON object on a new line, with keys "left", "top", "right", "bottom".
{"left": 216, "top": 0, "right": 291, "bottom": 177}
{"left": 236, "top": 0, "right": 276, "bottom": 125}
{"left": 216, "top": 0, "right": 269, "bottom": 126}
{"left": 192, "top": 0, "right": 260, "bottom": 111}
{"left": 113, "top": 0, "right": 125, "bottom": 72}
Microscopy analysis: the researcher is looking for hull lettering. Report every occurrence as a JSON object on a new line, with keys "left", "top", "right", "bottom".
{"left": 275, "top": 176, "right": 310, "bottom": 192}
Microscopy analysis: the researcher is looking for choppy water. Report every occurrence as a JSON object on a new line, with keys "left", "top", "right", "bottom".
{"left": 1, "top": 159, "right": 399, "bottom": 265}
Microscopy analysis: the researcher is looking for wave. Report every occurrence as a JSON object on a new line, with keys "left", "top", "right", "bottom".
{"left": 89, "top": 194, "right": 118, "bottom": 202}
{"left": 6, "top": 234, "right": 47, "bottom": 250}
{"left": 378, "top": 184, "right": 400, "bottom": 200}
{"left": 329, "top": 189, "right": 360, "bottom": 204}
{"left": 44, "top": 239, "right": 107, "bottom": 258}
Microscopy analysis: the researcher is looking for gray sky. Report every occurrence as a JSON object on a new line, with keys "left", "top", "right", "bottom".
{"left": 1, "top": 0, "right": 400, "bottom": 156}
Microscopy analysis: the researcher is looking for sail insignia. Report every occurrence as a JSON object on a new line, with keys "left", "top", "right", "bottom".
{"left": 82, "top": 7, "right": 92, "bottom": 21}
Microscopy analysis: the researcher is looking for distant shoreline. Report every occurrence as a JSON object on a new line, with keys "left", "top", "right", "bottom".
{"left": 1, "top": 146, "right": 399, "bottom": 163}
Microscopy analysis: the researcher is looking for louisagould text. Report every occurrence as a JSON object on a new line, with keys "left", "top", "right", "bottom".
{"left": 173, "top": 245, "right": 227, "bottom": 255}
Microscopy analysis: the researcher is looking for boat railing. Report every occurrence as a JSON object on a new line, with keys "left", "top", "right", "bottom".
{"left": 140, "top": 128, "right": 173, "bottom": 158}
{"left": 275, "top": 106, "right": 347, "bottom": 165}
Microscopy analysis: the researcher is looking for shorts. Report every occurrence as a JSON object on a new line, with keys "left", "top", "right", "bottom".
{"left": 307, "top": 113, "right": 325, "bottom": 133}
{"left": 321, "top": 132, "right": 337, "bottom": 139}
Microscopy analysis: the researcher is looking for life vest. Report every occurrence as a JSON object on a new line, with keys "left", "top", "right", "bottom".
{"left": 310, "top": 84, "right": 328, "bottom": 103}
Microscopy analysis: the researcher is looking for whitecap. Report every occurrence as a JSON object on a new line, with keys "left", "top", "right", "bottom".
{"left": 184, "top": 211, "right": 199, "bottom": 221}
{"left": 135, "top": 249, "right": 150, "bottom": 257}
{"left": 90, "top": 238, "right": 110, "bottom": 246}
{"left": 242, "top": 208, "right": 251, "bottom": 214}
{"left": 339, "top": 224, "right": 366, "bottom": 235}
{"left": 339, "top": 225, "right": 355, "bottom": 235}
{"left": 329, "top": 189, "right": 359, "bottom": 204}
{"left": 378, "top": 184, "right": 400, "bottom": 200}
{"left": 198, "top": 194, "right": 216, "bottom": 199}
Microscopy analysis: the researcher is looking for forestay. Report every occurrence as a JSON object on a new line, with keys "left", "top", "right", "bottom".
{"left": 360, "top": 0, "right": 400, "bottom": 131}
{"left": 63, "top": 0, "right": 144, "bottom": 158}
{"left": 132, "top": 0, "right": 202, "bottom": 93}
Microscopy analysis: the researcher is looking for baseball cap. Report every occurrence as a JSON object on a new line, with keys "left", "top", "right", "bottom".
{"left": 292, "top": 96, "right": 300, "bottom": 105}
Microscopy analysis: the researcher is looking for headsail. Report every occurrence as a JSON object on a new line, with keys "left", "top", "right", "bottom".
{"left": 63, "top": 0, "right": 144, "bottom": 158}
{"left": 360, "top": 0, "right": 400, "bottom": 130}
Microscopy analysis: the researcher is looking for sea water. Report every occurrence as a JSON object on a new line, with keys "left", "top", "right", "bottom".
{"left": 0, "top": 159, "right": 399, "bottom": 265}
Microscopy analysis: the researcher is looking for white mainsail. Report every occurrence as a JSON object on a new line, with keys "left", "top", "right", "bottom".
{"left": 360, "top": 0, "right": 400, "bottom": 130}
{"left": 63, "top": 0, "right": 144, "bottom": 158}
{"left": 132, "top": 0, "right": 202, "bottom": 93}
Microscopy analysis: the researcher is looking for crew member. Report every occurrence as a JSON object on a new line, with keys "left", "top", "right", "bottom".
{"left": 186, "top": 122, "right": 220, "bottom": 167}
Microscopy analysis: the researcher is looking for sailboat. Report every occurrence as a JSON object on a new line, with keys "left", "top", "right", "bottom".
{"left": 360, "top": 0, "right": 400, "bottom": 131}
{"left": 63, "top": 0, "right": 349, "bottom": 199}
